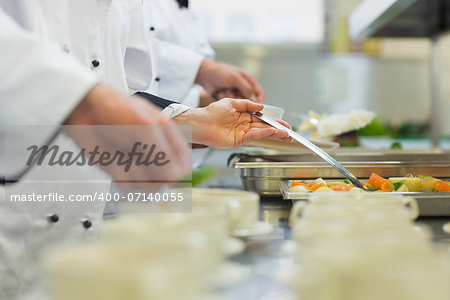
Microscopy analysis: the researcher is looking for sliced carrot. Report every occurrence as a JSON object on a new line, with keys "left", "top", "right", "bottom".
{"left": 380, "top": 181, "right": 390, "bottom": 191}
{"left": 433, "top": 181, "right": 450, "bottom": 192}
{"left": 367, "top": 173, "right": 388, "bottom": 190}
{"left": 330, "top": 185, "right": 352, "bottom": 192}
{"left": 310, "top": 183, "right": 326, "bottom": 191}
{"left": 292, "top": 181, "right": 309, "bottom": 187}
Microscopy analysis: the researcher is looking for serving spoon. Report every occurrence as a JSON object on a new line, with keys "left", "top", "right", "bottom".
{"left": 253, "top": 113, "right": 368, "bottom": 191}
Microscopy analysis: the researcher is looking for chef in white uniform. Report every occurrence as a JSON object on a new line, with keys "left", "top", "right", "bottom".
{"left": 0, "top": 1, "right": 192, "bottom": 298}
{"left": 144, "top": 0, "right": 265, "bottom": 106}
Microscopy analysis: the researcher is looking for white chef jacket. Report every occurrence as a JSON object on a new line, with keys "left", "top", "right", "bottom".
{"left": 0, "top": 0, "right": 154, "bottom": 95}
{"left": 144, "top": 0, "right": 215, "bottom": 106}
{"left": 144, "top": 0, "right": 215, "bottom": 167}
{"left": 0, "top": 2, "right": 153, "bottom": 297}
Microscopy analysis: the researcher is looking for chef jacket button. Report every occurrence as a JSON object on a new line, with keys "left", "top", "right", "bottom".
{"left": 155, "top": 77, "right": 161, "bottom": 82}
{"left": 91, "top": 60, "right": 100, "bottom": 68}
{"left": 47, "top": 214, "right": 60, "bottom": 223}
{"left": 149, "top": 26, "right": 155, "bottom": 31}
{"left": 82, "top": 220, "right": 93, "bottom": 229}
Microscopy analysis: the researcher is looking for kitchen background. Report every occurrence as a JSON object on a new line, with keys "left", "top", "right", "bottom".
{"left": 191, "top": 0, "right": 450, "bottom": 138}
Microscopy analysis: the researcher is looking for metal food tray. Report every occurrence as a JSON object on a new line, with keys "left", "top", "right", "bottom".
{"left": 228, "top": 150, "right": 450, "bottom": 196}
{"left": 280, "top": 180, "right": 450, "bottom": 217}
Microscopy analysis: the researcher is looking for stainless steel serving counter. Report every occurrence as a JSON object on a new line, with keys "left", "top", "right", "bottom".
{"left": 216, "top": 197, "right": 450, "bottom": 300}
{"left": 202, "top": 149, "right": 450, "bottom": 300}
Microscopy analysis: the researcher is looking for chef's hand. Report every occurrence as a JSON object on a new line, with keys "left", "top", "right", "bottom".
{"left": 195, "top": 59, "right": 265, "bottom": 103}
{"left": 64, "top": 85, "right": 191, "bottom": 191}
{"left": 173, "top": 98, "right": 290, "bottom": 148}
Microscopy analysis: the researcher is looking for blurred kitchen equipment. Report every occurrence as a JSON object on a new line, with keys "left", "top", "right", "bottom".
{"left": 350, "top": 0, "right": 450, "bottom": 147}
{"left": 253, "top": 113, "right": 368, "bottom": 190}
{"left": 294, "top": 110, "right": 376, "bottom": 138}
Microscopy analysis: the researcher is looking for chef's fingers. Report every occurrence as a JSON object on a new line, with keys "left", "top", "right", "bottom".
{"left": 240, "top": 71, "right": 265, "bottom": 103}
{"left": 242, "top": 127, "right": 279, "bottom": 144}
{"left": 230, "top": 99, "right": 264, "bottom": 113}
{"left": 247, "top": 119, "right": 289, "bottom": 139}
{"left": 230, "top": 72, "right": 255, "bottom": 100}
{"left": 263, "top": 128, "right": 289, "bottom": 139}
{"left": 273, "top": 118, "right": 291, "bottom": 129}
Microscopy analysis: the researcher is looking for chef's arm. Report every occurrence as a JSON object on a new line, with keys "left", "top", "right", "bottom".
{"left": 0, "top": 8, "right": 191, "bottom": 184}
{"left": 132, "top": 93, "right": 289, "bottom": 148}
{"left": 152, "top": 41, "right": 265, "bottom": 104}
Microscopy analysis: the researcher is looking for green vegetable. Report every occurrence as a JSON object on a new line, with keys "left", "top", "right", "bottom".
{"left": 393, "top": 181, "right": 405, "bottom": 191}
{"left": 343, "top": 179, "right": 351, "bottom": 184}
{"left": 190, "top": 167, "right": 216, "bottom": 187}
{"left": 431, "top": 188, "right": 437, "bottom": 192}
{"left": 357, "top": 117, "right": 388, "bottom": 136}
{"left": 390, "top": 142, "right": 402, "bottom": 149}
{"left": 367, "top": 185, "right": 378, "bottom": 191}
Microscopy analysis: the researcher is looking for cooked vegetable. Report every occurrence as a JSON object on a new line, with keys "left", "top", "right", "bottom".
{"left": 380, "top": 181, "right": 390, "bottom": 191}
{"left": 292, "top": 181, "right": 309, "bottom": 188}
{"left": 310, "top": 178, "right": 327, "bottom": 186}
{"left": 349, "top": 187, "right": 365, "bottom": 193}
{"left": 420, "top": 176, "right": 441, "bottom": 191}
{"left": 289, "top": 174, "right": 448, "bottom": 194}
{"left": 389, "top": 177, "right": 421, "bottom": 192}
{"left": 310, "top": 183, "right": 326, "bottom": 191}
{"left": 289, "top": 185, "right": 310, "bottom": 193}
{"left": 396, "top": 184, "right": 409, "bottom": 192}
{"left": 329, "top": 185, "right": 352, "bottom": 192}
{"left": 315, "top": 186, "right": 334, "bottom": 193}
{"left": 393, "top": 181, "right": 404, "bottom": 191}
{"left": 433, "top": 181, "right": 450, "bottom": 192}
{"left": 367, "top": 173, "right": 388, "bottom": 190}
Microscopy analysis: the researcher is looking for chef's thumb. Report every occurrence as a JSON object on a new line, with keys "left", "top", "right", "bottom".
{"left": 230, "top": 99, "right": 264, "bottom": 113}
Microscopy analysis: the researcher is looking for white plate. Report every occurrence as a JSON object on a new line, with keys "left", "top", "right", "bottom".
{"left": 232, "top": 221, "right": 274, "bottom": 238}
{"left": 223, "top": 237, "right": 246, "bottom": 256}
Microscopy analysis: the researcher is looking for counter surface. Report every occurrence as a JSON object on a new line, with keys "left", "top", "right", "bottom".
{"left": 219, "top": 198, "right": 450, "bottom": 300}
{"left": 204, "top": 149, "right": 450, "bottom": 300}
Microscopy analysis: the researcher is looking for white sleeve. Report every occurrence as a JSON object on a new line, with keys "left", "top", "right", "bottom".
{"left": 161, "top": 103, "right": 191, "bottom": 119}
{"left": 0, "top": 7, "right": 98, "bottom": 177}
